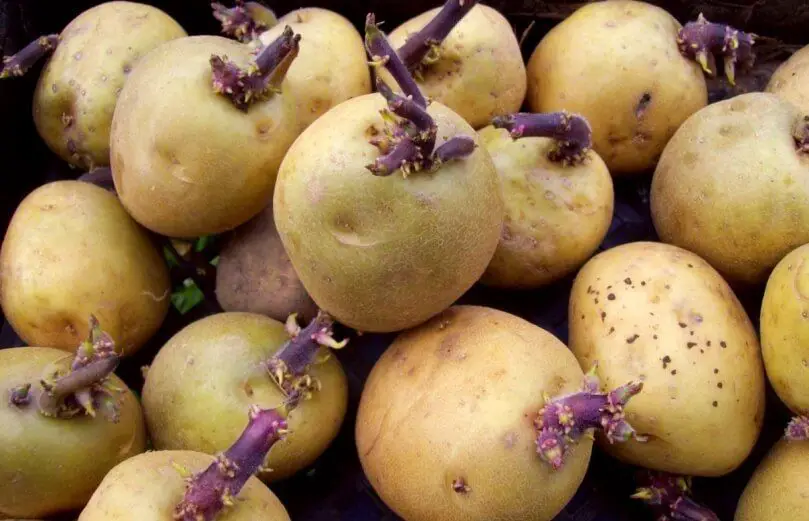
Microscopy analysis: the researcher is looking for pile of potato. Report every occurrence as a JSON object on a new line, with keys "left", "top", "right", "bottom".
{"left": 1, "top": 0, "right": 809, "bottom": 520}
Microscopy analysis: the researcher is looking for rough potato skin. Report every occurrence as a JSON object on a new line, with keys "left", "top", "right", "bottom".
{"left": 356, "top": 305, "right": 592, "bottom": 521}
{"left": 258, "top": 7, "right": 371, "bottom": 131}
{"left": 273, "top": 94, "right": 504, "bottom": 333}
{"left": 77, "top": 450, "right": 290, "bottom": 521}
{"left": 141, "top": 312, "right": 348, "bottom": 483}
{"left": 111, "top": 36, "right": 300, "bottom": 238}
{"left": 767, "top": 44, "right": 809, "bottom": 114}
{"left": 0, "top": 181, "right": 170, "bottom": 356}
{"left": 569, "top": 242, "right": 765, "bottom": 477}
{"left": 650, "top": 92, "right": 809, "bottom": 285}
{"left": 0, "top": 347, "right": 146, "bottom": 519}
{"left": 33, "top": 1, "right": 186, "bottom": 170}
{"left": 478, "top": 126, "right": 614, "bottom": 289}
{"left": 215, "top": 205, "right": 318, "bottom": 323}
{"left": 526, "top": 0, "right": 707, "bottom": 176}
{"left": 380, "top": 5, "right": 527, "bottom": 130}
{"left": 760, "top": 243, "right": 809, "bottom": 414}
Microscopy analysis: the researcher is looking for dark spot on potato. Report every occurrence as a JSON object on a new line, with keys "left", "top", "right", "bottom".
{"left": 635, "top": 93, "right": 652, "bottom": 119}
{"left": 714, "top": 368, "right": 719, "bottom": 374}
{"left": 123, "top": 63, "right": 132, "bottom": 74}
{"left": 580, "top": 314, "right": 585, "bottom": 320}
{"left": 671, "top": 370, "right": 677, "bottom": 375}
{"left": 720, "top": 341, "right": 727, "bottom": 348}
{"left": 608, "top": 327, "right": 615, "bottom": 335}
{"left": 641, "top": 281, "right": 646, "bottom": 286}
{"left": 712, "top": 401, "right": 718, "bottom": 407}
{"left": 707, "top": 341, "right": 712, "bottom": 346}
{"left": 687, "top": 342, "right": 697, "bottom": 349}
{"left": 699, "top": 349, "right": 704, "bottom": 354}
{"left": 600, "top": 311, "right": 606, "bottom": 321}
{"left": 678, "top": 322, "right": 687, "bottom": 328}
{"left": 607, "top": 293, "right": 616, "bottom": 300}
{"left": 626, "top": 334, "right": 639, "bottom": 344}
{"left": 653, "top": 334, "right": 658, "bottom": 339}
{"left": 243, "top": 382, "right": 254, "bottom": 397}
{"left": 594, "top": 298, "right": 599, "bottom": 304}
{"left": 717, "top": 382, "right": 723, "bottom": 389}
{"left": 607, "top": 285, "right": 612, "bottom": 289}
{"left": 439, "top": 332, "right": 463, "bottom": 359}
{"left": 665, "top": 284, "right": 671, "bottom": 290}
{"left": 452, "top": 478, "right": 471, "bottom": 494}
{"left": 687, "top": 263, "right": 694, "bottom": 268}
{"left": 662, "top": 355, "right": 671, "bottom": 368}
{"left": 624, "top": 278, "right": 632, "bottom": 285}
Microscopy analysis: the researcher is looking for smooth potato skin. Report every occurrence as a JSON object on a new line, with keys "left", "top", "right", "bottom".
{"left": 651, "top": 93, "right": 809, "bottom": 285}
{"left": 0, "top": 347, "right": 146, "bottom": 519}
{"left": 381, "top": 5, "right": 526, "bottom": 130}
{"left": 760, "top": 243, "right": 809, "bottom": 414}
{"left": 258, "top": 7, "right": 371, "bottom": 131}
{"left": 111, "top": 36, "right": 300, "bottom": 238}
{"left": 0, "top": 181, "right": 170, "bottom": 356}
{"left": 33, "top": 1, "right": 186, "bottom": 170}
{"left": 478, "top": 126, "right": 614, "bottom": 288}
{"left": 356, "top": 305, "right": 591, "bottom": 521}
{"left": 273, "top": 94, "right": 504, "bottom": 333}
{"left": 142, "top": 312, "right": 348, "bottom": 482}
{"left": 78, "top": 450, "right": 290, "bottom": 521}
{"left": 569, "top": 242, "right": 765, "bottom": 476}
{"left": 767, "top": 44, "right": 809, "bottom": 114}
{"left": 526, "top": 0, "right": 707, "bottom": 175}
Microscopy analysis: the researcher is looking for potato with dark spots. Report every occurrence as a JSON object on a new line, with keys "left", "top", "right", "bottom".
{"left": 569, "top": 241, "right": 766, "bottom": 477}
{"left": 0, "top": 181, "right": 170, "bottom": 356}
{"left": 767, "top": 44, "right": 809, "bottom": 114}
{"left": 651, "top": 92, "right": 809, "bottom": 285}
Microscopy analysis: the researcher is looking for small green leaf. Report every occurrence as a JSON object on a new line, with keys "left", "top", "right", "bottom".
{"left": 163, "top": 245, "right": 181, "bottom": 269}
{"left": 210, "top": 255, "right": 220, "bottom": 267}
{"left": 171, "top": 278, "right": 205, "bottom": 315}
{"left": 194, "top": 235, "right": 214, "bottom": 252}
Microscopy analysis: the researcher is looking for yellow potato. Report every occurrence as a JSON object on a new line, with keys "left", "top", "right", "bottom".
{"left": 767, "top": 44, "right": 809, "bottom": 114}
{"left": 569, "top": 241, "right": 765, "bottom": 476}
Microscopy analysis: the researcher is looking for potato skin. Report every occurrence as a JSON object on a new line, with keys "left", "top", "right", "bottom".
{"left": 77, "top": 450, "right": 290, "bottom": 521}
{"left": 0, "top": 181, "right": 170, "bottom": 356}
{"left": 33, "top": 1, "right": 186, "bottom": 170}
{"left": 381, "top": 5, "right": 526, "bottom": 130}
{"left": 526, "top": 0, "right": 707, "bottom": 175}
{"left": 356, "top": 305, "right": 592, "bottom": 521}
{"left": 111, "top": 35, "right": 300, "bottom": 238}
{"left": 273, "top": 94, "right": 504, "bottom": 333}
{"left": 478, "top": 126, "right": 614, "bottom": 289}
{"left": 767, "top": 44, "right": 809, "bottom": 114}
{"left": 651, "top": 92, "right": 809, "bottom": 285}
{"left": 568, "top": 242, "right": 765, "bottom": 476}
{"left": 142, "top": 312, "right": 348, "bottom": 483}
{"left": 258, "top": 7, "right": 371, "bottom": 131}
{"left": 0, "top": 347, "right": 146, "bottom": 519}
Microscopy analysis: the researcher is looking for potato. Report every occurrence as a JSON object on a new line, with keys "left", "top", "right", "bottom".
{"left": 569, "top": 241, "right": 766, "bottom": 476}
{"left": 258, "top": 7, "right": 371, "bottom": 131}
{"left": 215, "top": 204, "right": 318, "bottom": 323}
{"left": 0, "top": 180, "right": 170, "bottom": 356}
{"left": 767, "top": 44, "right": 809, "bottom": 114}
{"left": 525, "top": 0, "right": 707, "bottom": 175}
{"left": 33, "top": 1, "right": 186, "bottom": 170}
{"left": 650, "top": 92, "right": 809, "bottom": 285}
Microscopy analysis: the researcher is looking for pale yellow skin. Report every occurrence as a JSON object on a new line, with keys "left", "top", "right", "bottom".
{"left": 257, "top": 7, "right": 371, "bottom": 131}
{"left": 651, "top": 92, "right": 809, "bottom": 285}
{"left": 735, "top": 439, "right": 809, "bottom": 521}
{"left": 142, "top": 312, "right": 348, "bottom": 483}
{"left": 526, "top": 0, "right": 707, "bottom": 176}
{"left": 760, "top": 243, "right": 809, "bottom": 414}
{"left": 357, "top": 305, "right": 592, "bottom": 521}
{"left": 767, "top": 44, "right": 809, "bottom": 114}
{"left": 111, "top": 35, "right": 300, "bottom": 238}
{"left": 569, "top": 241, "right": 766, "bottom": 477}
{"left": 273, "top": 93, "right": 504, "bottom": 333}
{"left": 0, "top": 181, "right": 170, "bottom": 356}
{"left": 478, "top": 126, "right": 614, "bottom": 289}
{"left": 33, "top": 1, "right": 186, "bottom": 170}
{"left": 78, "top": 450, "right": 290, "bottom": 521}
{"left": 0, "top": 347, "right": 146, "bottom": 519}
{"left": 380, "top": 5, "right": 527, "bottom": 130}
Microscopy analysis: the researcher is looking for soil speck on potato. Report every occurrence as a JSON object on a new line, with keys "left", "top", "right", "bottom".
{"left": 687, "top": 342, "right": 696, "bottom": 349}
{"left": 720, "top": 341, "right": 727, "bottom": 348}
{"left": 626, "top": 334, "right": 639, "bottom": 344}
{"left": 678, "top": 322, "right": 687, "bottom": 328}
{"left": 671, "top": 370, "right": 677, "bottom": 375}
{"left": 608, "top": 293, "right": 616, "bottom": 300}
{"left": 712, "top": 401, "right": 718, "bottom": 407}
{"left": 600, "top": 311, "right": 606, "bottom": 321}
{"left": 714, "top": 368, "right": 720, "bottom": 374}
{"left": 717, "top": 382, "right": 723, "bottom": 389}
{"left": 662, "top": 355, "right": 671, "bottom": 368}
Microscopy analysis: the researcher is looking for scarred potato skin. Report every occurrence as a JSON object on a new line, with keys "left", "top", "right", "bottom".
{"left": 141, "top": 312, "right": 348, "bottom": 483}
{"left": 0, "top": 181, "right": 170, "bottom": 356}
{"left": 767, "top": 44, "right": 809, "bottom": 114}
{"left": 380, "top": 5, "right": 527, "bottom": 130}
{"left": 650, "top": 93, "right": 809, "bottom": 285}
{"left": 356, "top": 305, "right": 592, "bottom": 521}
{"left": 526, "top": 0, "right": 707, "bottom": 176}
{"left": 478, "top": 126, "right": 614, "bottom": 289}
{"left": 0, "top": 347, "right": 146, "bottom": 519}
{"left": 33, "top": 1, "right": 186, "bottom": 170}
{"left": 273, "top": 94, "right": 504, "bottom": 333}
{"left": 569, "top": 242, "right": 765, "bottom": 477}
{"left": 258, "top": 7, "right": 371, "bottom": 131}
{"left": 77, "top": 450, "right": 290, "bottom": 521}
{"left": 111, "top": 36, "right": 300, "bottom": 238}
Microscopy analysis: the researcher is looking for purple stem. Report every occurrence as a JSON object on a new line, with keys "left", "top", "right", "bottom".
{"left": 785, "top": 415, "right": 809, "bottom": 440}
{"left": 212, "top": 1, "right": 277, "bottom": 43}
{"left": 433, "top": 136, "right": 476, "bottom": 164}
{"left": 175, "top": 407, "right": 287, "bottom": 521}
{"left": 368, "top": 137, "right": 424, "bottom": 176}
{"left": 677, "top": 13, "right": 756, "bottom": 85}
{"left": 376, "top": 77, "right": 434, "bottom": 134}
{"left": 632, "top": 472, "right": 719, "bottom": 521}
{"left": 492, "top": 112, "right": 593, "bottom": 165}
{"left": 0, "top": 34, "right": 59, "bottom": 79}
{"left": 37, "top": 354, "right": 120, "bottom": 418}
{"left": 365, "top": 14, "right": 427, "bottom": 108}
{"left": 397, "top": 0, "right": 479, "bottom": 68}
{"left": 78, "top": 167, "right": 115, "bottom": 192}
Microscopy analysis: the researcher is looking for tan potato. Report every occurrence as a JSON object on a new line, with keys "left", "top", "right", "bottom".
{"left": 215, "top": 204, "right": 318, "bottom": 323}
{"left": 257, "top": 7, "right": 371, "bottom": 131}
{"left": 0, "top": 181, "right": 170, "bottom": 356}
{"left": 767, "top": 44, "right": 809, "bottom": 114}
{"left": 33, "top": 1, "right": 186, "bottom": 170}
{"left": 650, "top": 92, "right": 809, "bottom": 285}
{"left": 526, "top": 0, "right": 707, "bottom": 175}
{"left": 569, "top": 241, "right": 766, "bottom": 476}
{"left": 477, "top": 124, "right": 614, "bottom": 289}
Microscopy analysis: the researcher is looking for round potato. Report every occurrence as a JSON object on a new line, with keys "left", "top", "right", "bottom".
{"left": 767, "top": 44, "right": 809, "bottom": 114}
{"left": 0, "top": 181, "right": 170, "bottom": 356}
{"left": 568, "top": 241, "right": 765, "bottom": 477}
{"left": 651, "top": 92, "right": 809, "bottom": 285}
